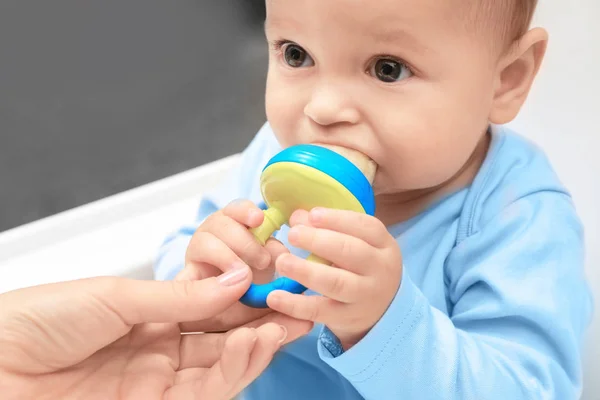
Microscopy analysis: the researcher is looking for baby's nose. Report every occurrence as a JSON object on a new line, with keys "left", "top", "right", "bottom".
{"left": 303, "top": 84, "right": 360, "bottom": 126}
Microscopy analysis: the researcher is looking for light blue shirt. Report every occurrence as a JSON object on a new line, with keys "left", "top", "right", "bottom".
{"left": 155, "top": 123, "right": 592, "bottom": 399}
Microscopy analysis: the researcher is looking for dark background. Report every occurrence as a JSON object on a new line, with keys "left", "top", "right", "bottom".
{"left": 0, "top": 0, "right": 268, "bottom": 231}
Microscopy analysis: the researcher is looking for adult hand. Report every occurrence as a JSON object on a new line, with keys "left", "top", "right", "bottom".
{"left": 0, "top": 266, "right": 312, "bottom": 400}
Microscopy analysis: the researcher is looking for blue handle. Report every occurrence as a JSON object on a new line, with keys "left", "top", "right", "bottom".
{"left": 239, "top": 277, "right": 307, "bottom": 308}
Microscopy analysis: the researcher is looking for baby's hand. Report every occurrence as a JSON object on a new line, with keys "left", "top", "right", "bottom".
{"left": 267, "top": 208, "right": 402, "bottom": 350}
{"left": 180, "top": 199, "right": 287, "bottom": 284}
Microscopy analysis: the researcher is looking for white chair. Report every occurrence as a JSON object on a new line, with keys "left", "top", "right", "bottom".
{"left": 0, "top": 154, "right": 239, "bottom": 293}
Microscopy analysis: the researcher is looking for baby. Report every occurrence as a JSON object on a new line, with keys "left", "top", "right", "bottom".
{"left": 155, "top": 0, "right": 593, "bottom": 399}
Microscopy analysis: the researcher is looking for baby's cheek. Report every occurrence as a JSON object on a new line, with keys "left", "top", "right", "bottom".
{"left": 265, "top": 86, "right": 285, "bottom": 126}
{"left": 265, "top": 86, "right": 302, "bottom": 146}
{"left": 391, "top": 100, "right": 487, "bottom": 188}
{"left": 375, "top": 117, "right": 446, "bottom": 189}
{"left": 378, "top": 125, "right": 472, "bottom": 191}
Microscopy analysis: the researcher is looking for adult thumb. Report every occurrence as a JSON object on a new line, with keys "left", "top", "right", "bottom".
{"left": 94, "top": 265, "right": 252, "bottom": 325}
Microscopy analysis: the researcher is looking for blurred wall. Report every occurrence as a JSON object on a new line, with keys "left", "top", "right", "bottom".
{"left": 507, "top": 1, "right": 599, "bottom": 398}
{"left": 0, "top": 0, "right": 268, "bottom": 231}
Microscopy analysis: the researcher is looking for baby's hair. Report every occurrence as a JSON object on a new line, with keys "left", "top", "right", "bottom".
{"left": 466, "top": 0, "right": 539, "bottom": 48}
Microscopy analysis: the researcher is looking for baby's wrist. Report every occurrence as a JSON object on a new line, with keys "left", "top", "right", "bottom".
{"left": 331, "top": 328, "right": 369, "bottom": 352}
{"left": 340, "top": 336, "right": 362, "bottom": 351}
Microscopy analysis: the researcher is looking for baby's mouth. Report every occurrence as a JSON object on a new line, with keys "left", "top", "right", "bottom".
{"left": 313, "top": 143, "right": 377, "bottom": 184}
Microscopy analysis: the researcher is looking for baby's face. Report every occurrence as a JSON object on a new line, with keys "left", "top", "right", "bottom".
{"left": 264, "top": 0, "right": 499, "bottom": 195}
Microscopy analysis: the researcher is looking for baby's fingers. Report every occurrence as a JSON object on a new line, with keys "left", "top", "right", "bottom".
{"left": 308, "top": 208, "right": 391, "bottom": 248}
{"left": 267, "top": 291, "right": 342, "bottom": 325}
{"left": 184, "top": 232, "right": 248, "bottom": 277}
{"left": 287, "top": 225, "right": 374, "bottom": 275}
{"left": 222, "top": 199, "right": 265, "bottom": 228}
{"left": 196, "top": 214, "right": 271, "bottom": 270}
{"left": 251, "top": 238, "right": 289, "bottom": 284}
{"left": 264, "top": 238, "right": 289, "bottom": 269}
{"left": 289, "top": 209, "right": 311, "bottom": 227}
{"left": 276, "top": 254, "right": 363, "bottom": 303}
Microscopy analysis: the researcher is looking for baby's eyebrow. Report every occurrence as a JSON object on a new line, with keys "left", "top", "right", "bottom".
{"left": 264, "top": 17, "right": 301, "bottom": 35}
{"left": 264, "top": 15, "right": 429, "bottom": 56}
{"left": 370, "top": 27, "right": 429, "bottom": 54}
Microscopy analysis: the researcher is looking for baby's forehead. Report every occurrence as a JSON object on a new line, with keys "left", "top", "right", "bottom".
{"left": 366, "top": 0, "right": 532, "bottom": 43}
{"left": 266, "top": 0, "right": 535, "bottom": 54}
{"left": 267, "top": 0, "right": 464, "bottom": 35}
{"left": 458, "top": 0, "right": 537, "bottom": 44}
{"left": 267, "top": 0, "right": 530, "bottom": 35}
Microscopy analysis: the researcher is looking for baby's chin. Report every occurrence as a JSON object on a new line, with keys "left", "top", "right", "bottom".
{"left": 370, "top": 175, "right": 402, "bottom": 197}
{"left": 370, "top": 172, "right": 438, "bottom": 196}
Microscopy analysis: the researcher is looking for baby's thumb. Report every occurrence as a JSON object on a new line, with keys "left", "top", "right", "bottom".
{"left": 96, "top": 265, "right": 252, "bottom": 325}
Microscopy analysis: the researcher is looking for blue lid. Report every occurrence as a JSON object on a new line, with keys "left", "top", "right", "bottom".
{"left": 264, "top": 144, "right": 376, "bottom": 216}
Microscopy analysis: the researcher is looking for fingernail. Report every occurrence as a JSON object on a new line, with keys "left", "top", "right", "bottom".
{"left": 217, "top": 265, "right": 250, "bottom": 286}
{"left": 278, "top": 325, "right": 288, "bottom": 344}
{"left": 310, "top": 207, "right": 326, "bottom": 221}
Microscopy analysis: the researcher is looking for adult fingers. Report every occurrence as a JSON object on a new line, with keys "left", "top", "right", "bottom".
{"left": 178, "top": 303, "right": 270, "bottom": 334}
{"left": 96, "top": 267, "right": 252, "bottom": 326}
{"left": 164, "top": 327, "right": 257, "bottom": 400}
{"left": 179, "top": 313, "right": 313, "bottom": 369}
{"left": 225, "top": 323, "right": 288, "bottom": 397}
{"left": 174, "top": 323, "right": 287, "bottom": 400}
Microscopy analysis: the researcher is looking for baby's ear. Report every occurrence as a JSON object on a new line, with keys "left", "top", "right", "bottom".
{"left": 489, "top": 28, "right": 548, "bottom": 124}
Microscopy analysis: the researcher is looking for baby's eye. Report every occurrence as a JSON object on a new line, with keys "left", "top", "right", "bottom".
{"left": 282, "top": 43, "right": 314, "bottom": 68}
{"left": 369, "top": 58, "right": 412, "bottom": 83}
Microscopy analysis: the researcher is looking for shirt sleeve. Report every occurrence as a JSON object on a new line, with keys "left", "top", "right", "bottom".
{"left": 153, "top": 122, "right": 280, "bottom": 281}
{"left": 318, "top": 191, "right": 593, "bottom": 399}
